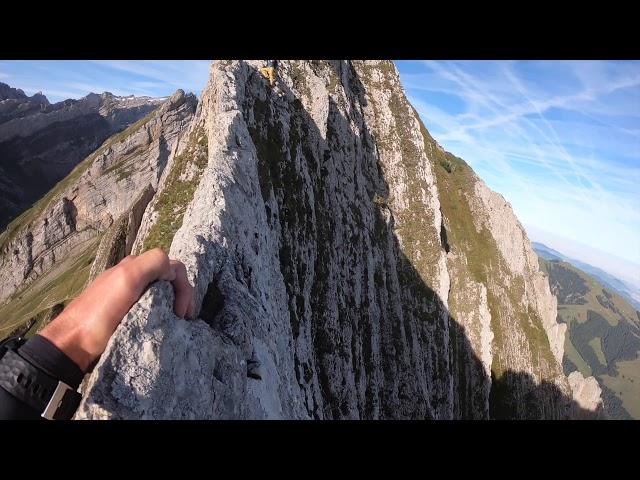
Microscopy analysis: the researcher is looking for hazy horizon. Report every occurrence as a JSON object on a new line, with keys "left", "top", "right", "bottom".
{"left": 525, "top": 224, "right": 640, "bottom": 289}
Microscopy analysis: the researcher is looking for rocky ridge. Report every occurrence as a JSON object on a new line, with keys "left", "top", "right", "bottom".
{"left": 70, "top": 61, "right": 603, "bottom": 419}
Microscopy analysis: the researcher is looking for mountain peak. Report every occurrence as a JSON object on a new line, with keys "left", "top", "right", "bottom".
{"left": 0, "top": 82, "right": 50, "bottom": 104}
{"left": 0, "top": 82, "right": 27, "bottom": 100}
{"left": 0, "top": 82, "right": 172, "bottom": 229}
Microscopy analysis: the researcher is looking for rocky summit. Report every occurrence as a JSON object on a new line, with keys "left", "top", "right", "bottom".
{"left": 0, "top": 61, "right": 605, "bottom": 419}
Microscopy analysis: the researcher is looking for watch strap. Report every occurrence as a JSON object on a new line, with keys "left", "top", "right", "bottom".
{"left": 0, "top": 347, "right": 81, "bottom": 419}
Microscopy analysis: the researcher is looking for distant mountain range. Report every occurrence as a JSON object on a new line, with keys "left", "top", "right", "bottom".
{"left": 0, "top": 82, "right": 164, "bottom": 229}
{"left": 533, "top": 242, "right": 640, "bottom": 311}
{"left": 534, "top": 243, "right": 640, "bottom": 419}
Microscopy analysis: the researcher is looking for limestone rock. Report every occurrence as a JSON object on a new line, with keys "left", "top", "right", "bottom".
{"left": 78, "top": 61, "right": 586, "bottom": 419}
{"left": 76, "top": 282, "right": 264, "bottom": 420}
{"left": 87, "top": 185, "right": 156, "bottom": 283}
{"left": 568, "top": 371, "right": 606, "bottom": 419}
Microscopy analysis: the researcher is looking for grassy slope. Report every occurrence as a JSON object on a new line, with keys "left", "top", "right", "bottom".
{"left": 539, "top": 258, "right": 640, "bottom": 419}
{"left": 600, "top": 359, "right": 640, "bottom": 419}
{"left": 0, "top": 237, "right": 99, "bottom": 338}
{"left": 141, "top": 126, "right": 207, "bottom": 252}
{"left": 540, "top": 259, "right": 638, "bottom": 325}
{"left": 421, "top": 117, "right": 558, "bottom": 385}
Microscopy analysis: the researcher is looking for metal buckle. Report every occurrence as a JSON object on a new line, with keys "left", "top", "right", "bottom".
{"left": 41, "top": 380, "right": 73, "bottom": 420}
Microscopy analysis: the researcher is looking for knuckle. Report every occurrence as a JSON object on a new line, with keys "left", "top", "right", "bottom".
{"left": 149, "top": 247, "right": 169, "bottom": 265}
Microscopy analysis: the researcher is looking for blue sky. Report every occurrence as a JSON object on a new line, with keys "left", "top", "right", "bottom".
{"left": 0, "top": 60, "right": 638, "bottom": 286}
{"left": 397, "top": 60, "right": 640, "bottom": 288}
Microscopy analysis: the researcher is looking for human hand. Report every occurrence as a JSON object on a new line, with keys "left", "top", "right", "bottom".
{"left": 40, "top": 248, "right": 195, "bottom": 372}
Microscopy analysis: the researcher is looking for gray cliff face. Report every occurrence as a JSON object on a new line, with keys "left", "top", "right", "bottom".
{"left": 0, "top": 91, "right": 197, "bottom": 336}
{"left": 0, "top": 84, "right": 165, "bottom": 229}
{"left": 76, "top": 61, "right": 599, "bottom": 419}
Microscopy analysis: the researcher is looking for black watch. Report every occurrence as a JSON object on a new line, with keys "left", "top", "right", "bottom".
{"left": 0, "top": 336, "right": 82, "bottom": 420}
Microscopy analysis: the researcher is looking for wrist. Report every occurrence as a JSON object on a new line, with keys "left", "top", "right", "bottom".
{"left": 40, "top": 315, "right": 95, "bottom": 373}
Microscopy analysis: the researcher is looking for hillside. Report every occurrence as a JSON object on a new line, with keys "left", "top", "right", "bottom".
{"left": 533, "top": 242, "right": 640, "bottom": 311}
{"left": 0, "top": 90, "right": 197, "bottom": 338}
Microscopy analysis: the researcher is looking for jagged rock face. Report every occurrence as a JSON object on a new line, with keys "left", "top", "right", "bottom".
{"left": 442, "top": 167, "right": 571, "bottom": 418}
{"left": 0, "top": 83, "right": 29, "bottom": 100}
{"left": 87, "top": 185, "right": 156, "bottom": 284}
{"left": 77, "top": 61, "right": 583, "bottom": 419}
{"left": 0, "top": 91, "right": 197, "bottom": 336}
{"left": 0, "top": 83, "right": 165, "bottom": 228}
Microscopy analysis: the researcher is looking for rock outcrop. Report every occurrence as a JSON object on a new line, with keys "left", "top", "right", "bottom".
{"left": 0, "top": 90, "right": 197, "bottom": 336}
{"left": 568, "top": 371, "right": 605, "bottom": 419}
{"left": 73, "top": 61, "right": 592, "bottom": 419}
{"left": 0, "top": 83, "right": 165, "bottom": 228}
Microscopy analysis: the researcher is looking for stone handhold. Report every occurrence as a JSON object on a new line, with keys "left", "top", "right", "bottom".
{"left": 247, "top": 351, "right": 262, "bottom": 380}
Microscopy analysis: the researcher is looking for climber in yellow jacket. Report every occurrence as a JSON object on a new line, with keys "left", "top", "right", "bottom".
{"left": 259, "top": 60, "right": 277, "bottom": 87}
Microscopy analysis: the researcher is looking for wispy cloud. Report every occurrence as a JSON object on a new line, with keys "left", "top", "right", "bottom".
{"left": 88, "top": 60, "right": 211, "bottom": 95}
{"left": 397, "top": 60, "right": 640, "bottom": 275}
